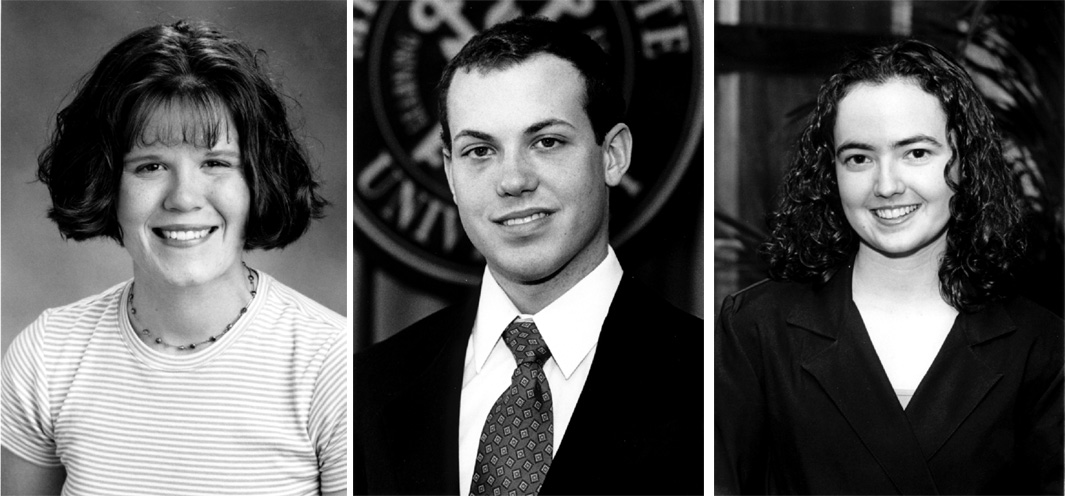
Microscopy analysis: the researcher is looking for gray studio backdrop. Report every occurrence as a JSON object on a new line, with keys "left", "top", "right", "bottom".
{"left": 1, "top": 1, "right": 348, "bottom": 354}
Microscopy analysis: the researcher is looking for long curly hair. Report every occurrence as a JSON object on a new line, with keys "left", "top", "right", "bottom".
{"left": 762, "top": 40, "right": 1026, "bottom": 312}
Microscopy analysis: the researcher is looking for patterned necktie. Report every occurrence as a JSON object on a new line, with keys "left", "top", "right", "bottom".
{"left": 470, "top": 318, "right": 554, "bottom": 496}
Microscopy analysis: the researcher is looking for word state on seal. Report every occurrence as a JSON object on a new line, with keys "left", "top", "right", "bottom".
{"left": 354, "top": 0, "right": 702, "bottom": 285}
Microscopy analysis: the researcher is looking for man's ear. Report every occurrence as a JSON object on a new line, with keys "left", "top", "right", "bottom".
{"left": 601, "top": 123, "right": 632, "bottom": 187}
{"left": 442, "top": 147, "right": 456, "bottom": 200}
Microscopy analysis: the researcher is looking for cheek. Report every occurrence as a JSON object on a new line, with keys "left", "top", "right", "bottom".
{"left": 219, "top": 179, "right": 252, "bottom": 223}
{"left": 834, "top": 174, "right": 864, "bottom": 206}
{"left": 116, "top": 180, "right": 150, "bottom": 225}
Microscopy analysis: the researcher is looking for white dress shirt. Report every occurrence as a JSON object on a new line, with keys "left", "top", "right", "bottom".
{"left": 457, "top": 247, "right": 623, "bottom": 496}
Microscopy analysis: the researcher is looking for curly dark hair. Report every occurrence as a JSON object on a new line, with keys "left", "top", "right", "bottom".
{"left": 762, "top": 39, "right": 1026, "bottom": 312}
{"left": 436, "top": 16, "right": 624, "bottom": 150}
{"left": 37, "top": 20, "right": 326, "bottom": 250}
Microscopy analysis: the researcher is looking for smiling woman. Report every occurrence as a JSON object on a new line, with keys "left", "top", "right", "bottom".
{"left": 715, "top": 40, "right": 1064, "bottom": 494}
{"left": 1, "top": 19, "right": 346, "bottom": 496}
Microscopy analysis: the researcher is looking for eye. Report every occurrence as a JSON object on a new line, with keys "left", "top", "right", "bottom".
{"left": 906, "top": 149, "right": 931, "bottom": 162}
{"left": 134, "top": 163, "right": 164, "bottom": 174}
{"left": 462, "top": 145, "right": 494, "bottom": 159}
{"left": 534, "top": 137, "right": 563, "bottom": 150}
{"left": 841, "top": 154, "right": 871, "bottom": 167}
{"left": 204, "top": 160, "right": 233, "bottom": 168}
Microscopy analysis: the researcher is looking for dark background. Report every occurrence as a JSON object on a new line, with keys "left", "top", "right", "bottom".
{"left": 353, "top": 0, "right": 706, "bottom": 351}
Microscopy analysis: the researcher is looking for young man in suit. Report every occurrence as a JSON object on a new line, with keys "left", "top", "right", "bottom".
{"left": 354, "top": 17, "right": 703, "bottom": 495}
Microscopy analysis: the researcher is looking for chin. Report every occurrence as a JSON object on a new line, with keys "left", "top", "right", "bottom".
{"left": 490, "top": 258, "right": 560, "bottom": 286}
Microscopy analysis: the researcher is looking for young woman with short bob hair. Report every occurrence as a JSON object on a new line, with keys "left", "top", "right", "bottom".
{"left": 2, "top": 20, "right": 346, "bottom": 495}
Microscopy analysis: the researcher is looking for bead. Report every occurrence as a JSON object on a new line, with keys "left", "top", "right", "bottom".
{"left": 129, "top": 265, "right": 257, "bottom": 351}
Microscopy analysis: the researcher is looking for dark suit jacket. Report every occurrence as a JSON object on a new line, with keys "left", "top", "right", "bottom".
{"left": 355, "top": 276, "right": 704, "bottom": 495}
{"left": 715, "top": 264, "right": 1064, "bottom": 495}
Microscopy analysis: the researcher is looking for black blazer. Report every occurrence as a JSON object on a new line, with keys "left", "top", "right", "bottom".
{"left": 715, "top": 265, "right": 1064, "bottom": 495}
{"left": 355, "top": 276, "right": 704, "bottom": 495}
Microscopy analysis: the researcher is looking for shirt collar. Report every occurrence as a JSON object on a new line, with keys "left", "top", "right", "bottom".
{"left": 469, "top": 246, "right": 624, "bottom": 379}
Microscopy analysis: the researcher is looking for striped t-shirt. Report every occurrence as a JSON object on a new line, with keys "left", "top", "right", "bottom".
{"left": 1, "top": 271, "right": 347, "bottom": 495}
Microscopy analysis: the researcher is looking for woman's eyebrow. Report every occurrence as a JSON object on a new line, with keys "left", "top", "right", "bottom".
{"left": 891, "top": 134, "right": 944, "bottom": 149}
{"left": 836, "top": 134, "right": 944, "bottom": 156}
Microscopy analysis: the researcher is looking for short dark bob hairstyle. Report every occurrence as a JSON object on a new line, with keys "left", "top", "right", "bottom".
{"left": 762, "top": 39, "right": 1026, "bottom": 312}
{"left": 37, "top": 20, "right": 326, "bottom": 250}
{"left": 436, "top": 16, "right": 624, "bottom": 150}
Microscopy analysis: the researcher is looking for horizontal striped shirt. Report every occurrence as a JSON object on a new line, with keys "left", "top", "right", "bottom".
{"left": 1, "top": 271, "right": 347, "bottom": 495}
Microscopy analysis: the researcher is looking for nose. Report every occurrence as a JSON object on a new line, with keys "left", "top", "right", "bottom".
{"left": 873, "top": 159, "right": 905, "bottom": 197}
{"left": 496, "top": 151, "right": 539, "bottom": 197}
{"left": 162, "top": 165, "right": 205, "bottom": 211}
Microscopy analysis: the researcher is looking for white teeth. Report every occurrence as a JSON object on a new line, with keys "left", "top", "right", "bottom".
{"left": 162, "top": 229, "right": 210, "bottom": 241}
{"left": 873, "top": 205, "right": 919, "bottom": 220}
{"left": 503, "top": 212, "right": 548, "bottom": 226}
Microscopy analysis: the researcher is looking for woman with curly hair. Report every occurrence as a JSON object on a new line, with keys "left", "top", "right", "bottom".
{"left": 716, "top": 40, "right": 1063, "bottom": 494}
{"left": 0, "top": 21, "right": 346, "bottom": 495}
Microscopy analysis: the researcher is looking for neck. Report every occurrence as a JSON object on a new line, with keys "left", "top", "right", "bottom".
{"left": 493, "top": 243, "right": 609, "bottom": 315}
{"left": 129, "top": 263, "right": 253, "bottom": 349}
{"left": 852, "top": 235, "right": 949, "bottom": 307}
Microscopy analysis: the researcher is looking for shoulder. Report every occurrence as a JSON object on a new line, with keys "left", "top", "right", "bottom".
{"left": 257, "top": 272, "right": 346, "bottom": 334}
{"left": 998, "top": 295, "right": 1064, "bottom": 354}
{"left": 355, "top": 300, "right": 471, "bottom": 372}
{"left": 612, "top": 276, "right": 702, "bottom": 329}
{"left": 6, "top": 281, "right": 128, "bottom": 355}
{"left": 1000, "top": 295, "right": 1064, "bottom": 332}
{"left": 717, "top": 278, "right": 816, "bottom": 325}
{"left": 353, "top": 300, "right": 471, "bottom": 416}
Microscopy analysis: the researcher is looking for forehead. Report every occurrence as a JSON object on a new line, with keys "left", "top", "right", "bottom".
{"left": 128, "top": 97, "right": 239, "bottom": 150}
{"left": 446, "top": 54, "right": 590, "bottom": 136}
{"left": 834, "top": 79, "right": 947, "bottom": 142}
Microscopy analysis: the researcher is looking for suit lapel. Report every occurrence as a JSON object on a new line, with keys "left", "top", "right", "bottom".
{"left": 793, "top": 265, "right": 940, "bottom": 494}
{"left": 903, "top": 303, "right": 1012, "bottom": 459}
{"left": 540, "top": 278, "right": 649, "bottom": 494}
{"left": 379, "top": 300, "right": 476, "bottom": 494}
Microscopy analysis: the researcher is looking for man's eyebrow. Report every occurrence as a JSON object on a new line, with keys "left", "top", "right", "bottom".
{"left": 525, "top": 118, "right": 574, "bottom": 135}
{"left": 453, "top": 129, "right": 495, "bottom": 142}
{"left": 835, "top": 134, "right": 945, "bottom": 156}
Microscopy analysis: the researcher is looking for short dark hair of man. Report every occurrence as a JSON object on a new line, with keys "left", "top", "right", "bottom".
{"left": 37, "top": 20, "right": 327, "bottom": 250}
{"left": 436, "top": 16, "right": 625, "bottom": 149}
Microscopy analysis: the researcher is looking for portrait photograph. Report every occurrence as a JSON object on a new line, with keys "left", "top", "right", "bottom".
{"left": 1, "top": 1, "right": 348, "bottom": 494}
{"left": 714, "top": 1, "right": 1064, "bottom": 493}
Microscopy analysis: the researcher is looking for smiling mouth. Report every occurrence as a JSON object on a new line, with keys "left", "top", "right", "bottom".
{"left": 872, "top": 205, "right": 919, "bottom": 220}
{"left": 501, "top": 212, "right": 550, "bottom": 227}
{"left": 153, "top": 227, "right": 218, "bottom": 241}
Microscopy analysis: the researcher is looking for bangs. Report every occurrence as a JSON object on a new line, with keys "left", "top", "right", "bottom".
{"left": 125, "top": 91, "right": 235, "bottom": 150}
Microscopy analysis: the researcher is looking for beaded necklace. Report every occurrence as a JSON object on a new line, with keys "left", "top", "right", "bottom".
{"left": 128, "top": 262, "right": 257, "bottom": 351}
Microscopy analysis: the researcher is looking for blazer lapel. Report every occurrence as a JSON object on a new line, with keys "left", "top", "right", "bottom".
{"left": 378, "top": 300, "right": 476, "bottom": 494}
{"left": 794, "top": 266, "right": 940, "bottom": 495}
{"left": 540, "top": 280, "right": 639, "bottom": 493}
{"left": 903, "top": 304, "right": 1012, "bottom": 459}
